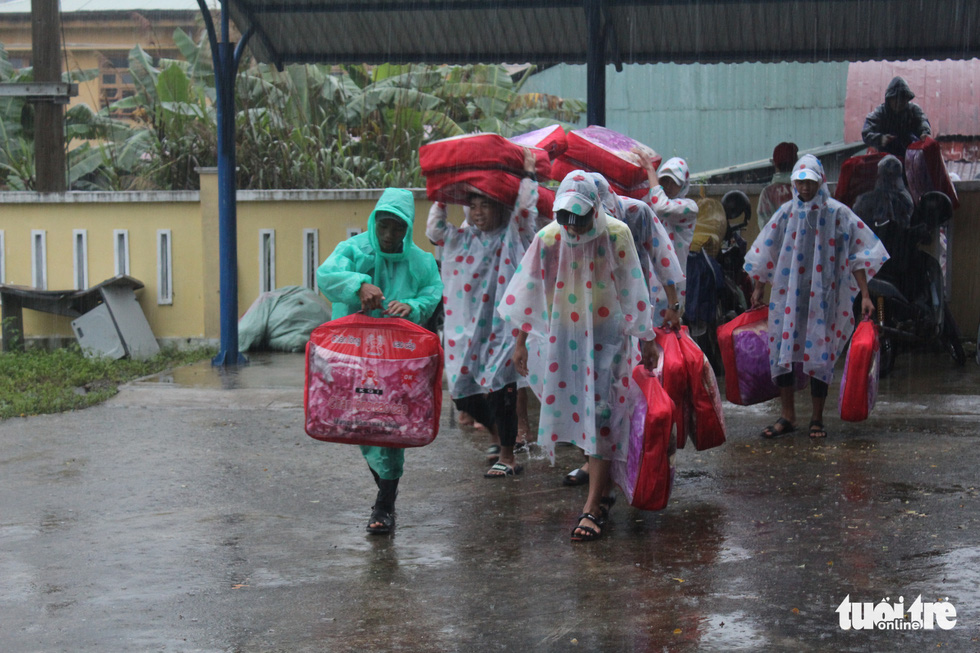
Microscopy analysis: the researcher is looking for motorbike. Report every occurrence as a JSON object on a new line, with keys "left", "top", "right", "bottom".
{"left": 859, "top": 190, "right": 965, "bottom": 376}
{"left": 684, "top": 190, "right": 752, "bottom": 373}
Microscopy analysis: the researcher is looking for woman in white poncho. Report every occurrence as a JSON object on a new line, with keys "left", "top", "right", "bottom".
{"left": 500, "top": 170, "right": 658, "bottom": 542}
{"left": 745, "top": 154, "right": 889, "bottom": 440}
{"left": 426, "top": 148, "right": 543, "bottom": 477}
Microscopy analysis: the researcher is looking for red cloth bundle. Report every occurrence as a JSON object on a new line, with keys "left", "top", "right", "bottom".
{"left": 419, "top": 132, "right": 551, "bottom": 179}
{"left": 905, "top": 136, "right": 960, "bottom": 209}
{"left": 611, "top": 365, "right": 677, "bottom": 511}
{"left": 508, "top": 124, "right": 568, "bottom": 161}
{"left": 838, "top": 319, "right": 880, "bottom": 422}
{"left": 552, "top": 125, "right": 660, "bottom": 199}
{"left": 424, "top": 168, "right": 554, "bottom": 219}
{"left": 834, "top": 152, "right": 886, "bottom": 208}
{"left": 304, "top": 314, "right": 443, "bottom": 447}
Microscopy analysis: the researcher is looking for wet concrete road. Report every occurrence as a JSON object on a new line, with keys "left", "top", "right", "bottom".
{"left": 2, "top": 350, "right": 980, "bottom": 651}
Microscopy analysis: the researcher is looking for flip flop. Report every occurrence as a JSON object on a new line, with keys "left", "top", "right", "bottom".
{"left": 760, "top": 417, "right": 796, "bottom": 439}
{"left": 563, "top": 467, "right": 589, "bottom": 486}
{"left": 484, "top": 461, "right": 524, "bottom": 478}
{"left": 485, "top": 444, "right": 501, "bottom": 463}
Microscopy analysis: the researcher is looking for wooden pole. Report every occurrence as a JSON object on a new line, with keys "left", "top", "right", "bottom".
{"left": 32, "top": 0, "right": 66, "bottom": 192}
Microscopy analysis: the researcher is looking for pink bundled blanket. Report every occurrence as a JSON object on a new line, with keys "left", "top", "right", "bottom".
{"left": 304, "top": 314, "right": 443, "bottom": 447}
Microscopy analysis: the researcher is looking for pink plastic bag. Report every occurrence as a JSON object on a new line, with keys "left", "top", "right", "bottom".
{"left": 304, "top": 314, "right": 443, "bottom": 447}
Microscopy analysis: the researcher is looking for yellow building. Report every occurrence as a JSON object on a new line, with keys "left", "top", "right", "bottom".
{"left": 0, "top": 0, "right": 216, "bottom": 118}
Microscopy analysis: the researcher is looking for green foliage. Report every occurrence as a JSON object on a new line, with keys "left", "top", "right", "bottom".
{"left": 0, "top": 33, "right": 585, "bottom": 191}
{"left": 0, "top": 344, "right": 216, "bottom": 420}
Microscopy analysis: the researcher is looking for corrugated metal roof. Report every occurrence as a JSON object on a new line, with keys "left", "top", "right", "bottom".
{"left": 226, "top": 0, "right": 980, "bottom": 69}
{"left": 843, "top": 59, "right": 980, "bottom": 141}
{"left": 0, "top": 0, "right": 211, "bottom": 13}
{"left": 522, "top": 61, "right": 850, "bottom": 174}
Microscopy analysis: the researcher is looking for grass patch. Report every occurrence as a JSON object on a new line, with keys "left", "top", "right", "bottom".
{"left": 0, "top": 344, "right": 217, "bottom": 421}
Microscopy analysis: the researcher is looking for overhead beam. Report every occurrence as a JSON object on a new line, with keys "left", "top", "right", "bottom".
{"left": 0, "top": 82, "right": 78, "bottom": 102}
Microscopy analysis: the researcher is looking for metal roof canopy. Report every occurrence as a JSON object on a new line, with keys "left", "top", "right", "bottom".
{"left": 207, "top": 0, "right": 980, "bottom": 364}
{"left": 228, "top": 0, "right": 980, "bottom": 68}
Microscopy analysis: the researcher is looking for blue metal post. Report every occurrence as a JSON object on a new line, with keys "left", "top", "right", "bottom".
{"left": 585, "top": 0, "right": 606, "bottom": 127}
{"left": 206, "top": 0, "right": 247, "bottom": 365}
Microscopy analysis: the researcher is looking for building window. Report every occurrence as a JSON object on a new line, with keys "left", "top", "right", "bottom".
{"left": 114, "top": 229, "right": 130, "bottom": 276}
{"left": 73, "top": 229, "right": 88, "bottom": 290}
{"left": 157, "top": 229, "right": 173, "bottom": 305}
{"left": 259, "top": 229, "right": 276, "bottom": 293}
{"left": 100, "top": 53, "right": 137, "bottom": 115}
{"left": 302, "top": 228, "right": 319, "bottom": 291}
{"left": 31, "top": 230, "right": 47, "bottom": 289}
{"left": 346, "top": 227, "right": 362, "bottom": 239}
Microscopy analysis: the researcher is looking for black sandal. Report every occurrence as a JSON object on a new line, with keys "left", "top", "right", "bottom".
{"left": 599, "top": 495, "right": 616, "bottom": 522}
{"left": 563, "top": 467, "right": 590, "bottom": 486}
{"left": 571, "top": 512, "right": 604, "bottom": 542}
{"left": 760, "top": 417, "right": 796, "bottom": 439}
{"left": 809, "top": 420, "right": 828, "bottom": 439}
{"left": 367, "top": 506, "right": 394, "bottom": 534}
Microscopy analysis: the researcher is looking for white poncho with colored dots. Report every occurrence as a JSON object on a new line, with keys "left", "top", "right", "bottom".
{"left": 743, "top": 154, "right": 889, "bottom": 384}
{"left": 426, "top": 178, "right": 541, "bottom": 398}
{"left": 498, "top": 172, "right": 654, "bottom": 464}
{"left": 641, "top": 156, "right": 698, "bottom": 303}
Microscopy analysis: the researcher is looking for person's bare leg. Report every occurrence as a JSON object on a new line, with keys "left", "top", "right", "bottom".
{"left": 780, "top": 385, "right": 797, "bottom": 425}
{"left": 573, "top": 457, "right": 610, "bottom": 538}
{"left": 809, "top": 395, "right": 827, "bottom": 438}
{"left": 516, "top": 387, "right": 530, "bottom": 444}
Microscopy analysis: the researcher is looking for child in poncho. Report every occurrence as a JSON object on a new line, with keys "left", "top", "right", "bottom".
{"left": 317, "top": 188, "right": 443, "bottom": 534}
{"left": 426, "top": 148, "right": 544, "bottom": 477}
{"left": 744, "top": 155, "right": 888, "bottom": 440}
{"left": 560, "top": 172, "right": 685, "bottom": 488}
{"left": 500, "top": 171, "right": 658, "bottom": 542}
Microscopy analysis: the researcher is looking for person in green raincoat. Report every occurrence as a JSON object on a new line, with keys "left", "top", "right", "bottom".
{"left": 317, "top": 188, "right": 443, "bottom": 534}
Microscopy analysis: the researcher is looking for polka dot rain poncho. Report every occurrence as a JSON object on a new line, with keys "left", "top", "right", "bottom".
{"left": 426, "top": 178, "right": 542, "bottom": 398}
{"left": 497, "top": 171, "right": 655, "bottom": 465}
{"left": 743, "top": 154, "right": 889, "bottom": 384}
{"left": 641, "top": 156, "right": 698, "bottom": 302}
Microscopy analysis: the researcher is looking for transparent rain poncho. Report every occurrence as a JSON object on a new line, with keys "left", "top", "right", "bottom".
{"left": 591, "top": 172, "right": 685, "bottom": 323}
{"left": 426, "top": 178, "right": 542, "bottom": 397}
{"left": 497, "top": 171, "right": 654, "bottom": 464}
{"left": 641, "top": 156, "right": 699, "bottom": 302}
{"left": 744, "top": 155, "right": 889, "bottom": 384}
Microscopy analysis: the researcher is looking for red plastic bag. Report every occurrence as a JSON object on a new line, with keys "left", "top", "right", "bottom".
{"left": 838, "top": 319, "right": 880, "bottom": 422}
{"left": 716, "top": 307, "right": 806, "bottom": 405}
{"left": 676, "top": 331, "right": 726, "bottom": 450}
{"left": 419, "top": 132, "right": 552, "bottom": 180}
{"left": 905, "top": 136, "right": 960, "bottom": 209}
{"left": 834, "top": 152, "right": 886, "bottom": 208}
{"left": 653, "top": 327, "right": 691, "bottom": 448}
{"left": 611, "top": 365, "right": 677, "bottom": 511}
{"left": 304, "top": 314, "right": 443, "bottom": 447}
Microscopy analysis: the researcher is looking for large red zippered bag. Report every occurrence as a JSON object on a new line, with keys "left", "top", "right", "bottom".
{"left": 612, "top": 365, "right": 677, "bottom": 511}
{"left": 304, "top": 314, "right": 443, "bottom": 447}
{"left": 838, "top": 319, "right": 880, "bottom": 422}
{"left": 716, "top": 307, "right": 806, "bottom": 405}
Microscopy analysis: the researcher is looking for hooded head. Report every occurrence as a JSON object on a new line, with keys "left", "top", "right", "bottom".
{"left": 658, "top": 157, "right": 691, "bottom": 199}
{"left": 791, "top": 154, "right": 829, "bottom": 206}
{"left": 885, "top": 76, "right": 915, "bottom": 101}
{"left": 367, "top": 188, "right": 416, "bottom": 260}
{"left": 553, "top": 170, "right": 607, "bottom": 242}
